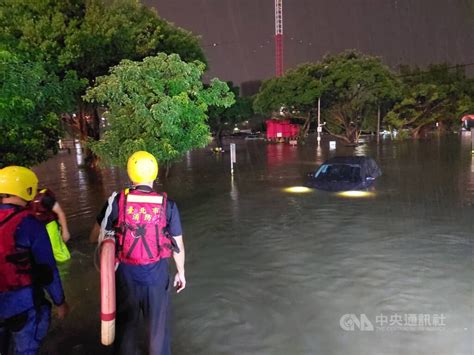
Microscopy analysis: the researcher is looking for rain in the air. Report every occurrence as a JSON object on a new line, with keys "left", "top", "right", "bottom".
{"left": 0, "top": 1, "right": 472, "bottom": 355}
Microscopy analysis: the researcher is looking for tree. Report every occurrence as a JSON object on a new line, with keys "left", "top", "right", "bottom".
{"left": 1, "top": 0, "right": 206, "bottom": 164}
{"left": 208, "top": 83, "right": 254, "bottom": 148}
{"left": 84, "top": 53, "right": 234, "bottom": 175}
{"left": 320, "top": 51, "right": 400, "bottom": 144}
{"left": 1, "top": 0, "right": 206, "bottom": 76}
{"left": 0, "top": 50, "right": 85, "bottom": 167}
{"left": 385, "top": 64, "right": 474, "bottom": 137}
{"left": 253, "top": 51, "right": 399, "bottom": 144}
{"left": 60, "top": 0, "right": 206, "bottom": 82}
{"left": 253, "top": 64, "right": 325, "bottom": 139}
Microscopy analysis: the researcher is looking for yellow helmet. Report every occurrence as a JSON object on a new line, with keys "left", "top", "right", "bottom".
{"left": 127, "top": 151, "right": 158, "bottom": 183}
{"left": 0, "top": 166, "right": 38, "bottom": 201}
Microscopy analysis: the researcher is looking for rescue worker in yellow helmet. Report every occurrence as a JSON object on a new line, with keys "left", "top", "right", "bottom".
{"left": 126, "top": 150, "right": 159, "bottom": 183}
{"left": 0, "top": 166, "right": 68, "bottom": 354}
{"left": 90, "top": 151, "right": 185, "bottom": 354}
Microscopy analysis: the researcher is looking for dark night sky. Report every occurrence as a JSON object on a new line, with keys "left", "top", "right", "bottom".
{"left": 143, "top": 0, "right": 474, "bottom": 87}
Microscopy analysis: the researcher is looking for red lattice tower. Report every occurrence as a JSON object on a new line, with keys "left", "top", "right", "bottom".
{"left": 274, "top": 0, "right": 283, "bottom": 77}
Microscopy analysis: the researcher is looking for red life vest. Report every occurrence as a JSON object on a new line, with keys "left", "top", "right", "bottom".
{"left": 116, "top": 188, "right": 173, "bottom": 265}
{"left": 0, "top": 207, "right": 33, "bottom": 292}
{"left": 30, "top": 188, "right": 57, "bottom": 224}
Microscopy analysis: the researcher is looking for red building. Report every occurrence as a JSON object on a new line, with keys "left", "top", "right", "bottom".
{"left": 265, "top": 119, "right": 299, "bottom": 141}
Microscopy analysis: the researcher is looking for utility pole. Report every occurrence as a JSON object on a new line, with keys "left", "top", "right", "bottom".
{"left": 317, "top": 97, "right": 321, "bottom": 145}
{"left": 274, "top": 0, "right": 283, "bottom": 77}
{"left": 317, "top": 72, "right": 324, "bottom": 146}
{"left": 377, "top": 105, "right": 381, "bottom": 144}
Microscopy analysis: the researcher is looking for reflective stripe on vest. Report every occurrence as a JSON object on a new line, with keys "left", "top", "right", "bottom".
{"left": 126, "top": 194, "right": 163, "bottom": 204}
{"left": 0, "top": 207, "right": 33, "bottom": 292}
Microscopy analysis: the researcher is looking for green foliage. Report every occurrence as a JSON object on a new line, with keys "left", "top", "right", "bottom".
{"left": 1, "top": 0, "right": 206, "bottom": 80}
{"left": 62, "top": 0, "right": 206, "bottom": 82}
{"left": 155, "top": 20, "right": 207, "bottom": 68}
{"left": 253, "top": 64, "right": 324, "bottom": 118}
{"left": 253, "top": 63, "right": 328, "bottom": 139}
{"left": 223, "top": 95, "right": 253, "bottom": 125}
{"left": 0, "top": 0, "right": 85, "bottom": 68}
{"left": 84, "top": 53, "right": 234, "bottom": 168}
{"left": 208, "top": 83, "right": 254, "bottom": 145}
{"left": 386, "top": 64, "right": 473, "bottom": 136}
{"left": 0, "top": 0, "right": 207, "bottom": 165}
{"left": 0, "top": 50, "right": 85, "bottom": 167}
{"left": 253, "top": 51, "right": 400, "bottom": 142}
{"left": 319, "top": 51, "right": 400, "bottom": 142}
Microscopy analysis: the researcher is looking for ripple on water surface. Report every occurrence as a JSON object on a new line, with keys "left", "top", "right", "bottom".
{"left": 35, "top": 136, "right": 473, "bottom": 355}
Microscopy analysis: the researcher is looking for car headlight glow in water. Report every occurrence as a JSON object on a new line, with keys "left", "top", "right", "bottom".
{"left": 284, "top": 186, "right": 313, "bottom": 194}
{"left": 336, "top": 190, "right": 375, "bottom": 198}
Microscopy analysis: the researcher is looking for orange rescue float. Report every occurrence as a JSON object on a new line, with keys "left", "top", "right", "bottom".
{"left": 100, "top": 239, "right": 116, "bottom": 346}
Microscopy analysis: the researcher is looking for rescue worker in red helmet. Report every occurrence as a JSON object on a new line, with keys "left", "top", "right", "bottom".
{"left": 90, "top": 151, "right": 185, "bottom": 355}
{"left": 0, "top": 166, "right": 69, "bottom": 354}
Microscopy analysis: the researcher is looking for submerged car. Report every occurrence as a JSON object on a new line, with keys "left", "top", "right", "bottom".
{"left": 307, "top": 156, "right": 382, "bottom": 191}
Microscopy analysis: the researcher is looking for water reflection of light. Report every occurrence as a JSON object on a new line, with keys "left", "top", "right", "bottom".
{"left": 76, "top": 152, "right": 83, "bottom": 166}
{"left": 284, "top": 186, "right": 312, "bottom": 193}
{"left": 468, "top": 156, "right": 474, "bottom": 199}
{"left": 186, "top": 151, "right": 192, "bottom": 171}
{"left": 315, "top": 145, "right": 324, "bottom": 165}
{"left": 230, "top": 175, "right": 240, "bottom": 225}
{"left": 230, "top": 175, "right": 238, "bottom": 201}
{"left": 77, "top": 168, "right": 88, "bottom": 193}
{"left": 354, "top": 143, "right": 369, "bottom": 156}
{"left": 59, "top": 162, "right": 67, "bottom": 183}
{"left": 336, "top": 190, "right": 375, "bottom": 198}
{"left": 75, "top": 139, "right": 83, "bottom": 166}
{"left": 266, "top": 143, "right": 297, "bottom": 168}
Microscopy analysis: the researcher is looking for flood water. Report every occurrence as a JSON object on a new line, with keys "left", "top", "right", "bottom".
{"left": 34, "top": 134, "right": 473, "bottom": 355}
